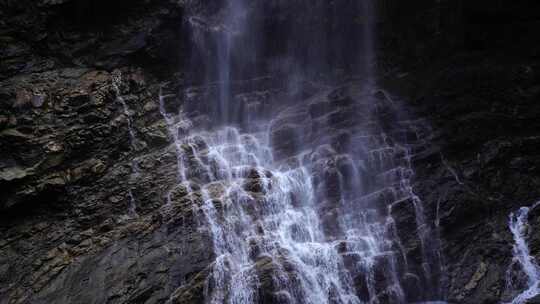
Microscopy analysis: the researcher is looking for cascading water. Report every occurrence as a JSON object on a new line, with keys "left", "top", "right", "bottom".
{"left": 165, "top": 87, "right": 444, "bottom": 303}
{"left": 161, "top": 0, "right": 446, "bottom": 303}
{"left": 505, "top": 201, "right": 540, "bottom": 304}
{"left": 190, "top": 127, "right": 361, "bottom": 304}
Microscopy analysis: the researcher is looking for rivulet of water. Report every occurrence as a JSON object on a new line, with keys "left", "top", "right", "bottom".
{"left": 506, "top": 201, "right": 540, "bottom": 304}
{"left": 113, "top": 71, "right": 139, "bottom": 218}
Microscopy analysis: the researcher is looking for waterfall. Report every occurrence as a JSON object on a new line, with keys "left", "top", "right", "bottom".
{"left": 506, "top": 201, "right": 540, "bottom": 304}
{"left": 162, "top": 0, "right": 447, "bottom": 303}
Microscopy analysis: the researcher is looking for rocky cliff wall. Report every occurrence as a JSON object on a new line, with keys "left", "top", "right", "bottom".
{"left": 0, "top": 1, "right": 208, "bottom": 303}
{"left": 379, "top": 1, "right": 540, "bottom": 302}
{"left": 1, "top": 1, "right": 540, "bottom": 303}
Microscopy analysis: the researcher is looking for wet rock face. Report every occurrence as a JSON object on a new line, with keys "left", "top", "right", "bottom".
{"left": 379, "top": 1, "right": 540, "bottom": 302}
{"left": 0, "top": 63, "right": 217, "bottom": 303}
{"left": 381, "top": 46, "right": 540, "bottom": 304}
{"left": 1, "top": 1, "right": 540, "bottom": 304}
{"left": 0, "top": 67, "right": 159, "bottom": 210}
{"left": 0, "top": 2, "right": 217, "bottom": 301}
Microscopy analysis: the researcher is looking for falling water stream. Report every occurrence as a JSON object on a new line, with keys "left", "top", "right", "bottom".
{"left": 113, "top": 71, "right": 139, "bottom": 218}
{"left": 161, "top": 0, "right": 446, "bottom": 303}
{"left": 506, "top": 201, "right": 540, "bottom": 304}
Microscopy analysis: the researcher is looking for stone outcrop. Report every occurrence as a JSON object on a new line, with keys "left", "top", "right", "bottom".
{"left": 0, "top": 2, "right": 214, "bottom": 303}
{"left": 1, "top": 0, "right": 540, "bottom": 303}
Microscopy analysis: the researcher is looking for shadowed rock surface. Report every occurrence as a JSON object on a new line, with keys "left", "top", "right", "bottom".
{"left": 1, "top": 1, "right": 540, "bottom": 304}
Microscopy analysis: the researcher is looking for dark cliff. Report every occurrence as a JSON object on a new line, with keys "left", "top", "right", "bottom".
{"left": 1, "top": 1, "right": 540, "bottom": 303}
{"left": 379, "top": 1, "right": 540, "bottom": 302}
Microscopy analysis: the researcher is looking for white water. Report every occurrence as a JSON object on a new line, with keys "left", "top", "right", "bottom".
{"left": 507, "top": 201, "right": 540, "bottom": 304}
{"left": 160, "top": 85, "right": 446, "bottom": 303}
{"left": 163, "top": 0, "right": 446, "bottom": 302}
{"left": 168, "top": 125, "right": 382, "bottom": 303}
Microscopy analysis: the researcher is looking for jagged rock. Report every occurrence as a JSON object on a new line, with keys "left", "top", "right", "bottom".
{"left": 0, "top": 166, "right": 31, "bottom": 181}
{"left": 143, "top": 121, "right": 170, "bottom": 147}
{"left": 270, "top": 122, "right": 301, "bottom": 160}
{"left": 527, "top": 295, "right": 540, "bottom": 304}
{"left": 1, "top": 1, "right": 540, "bottom": 304}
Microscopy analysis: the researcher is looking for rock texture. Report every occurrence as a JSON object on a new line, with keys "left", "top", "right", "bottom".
{"left": 379, "top": 1, "right": 540, "bottom": 303}
{"left": 0, "top": 64, "right": 215, "bottom": 303}
{"left": 1, "top": 0, "right": 540, "bottom": 304}
{"left": 0, "top": 1, "right": 213, "bottom": 303}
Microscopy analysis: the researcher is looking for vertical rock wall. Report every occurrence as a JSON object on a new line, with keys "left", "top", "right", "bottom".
{"left": 1, "top": 0, "right": 540, "bottom": 303}
{"left": 378, "top": 1, "right": 540, "bottom": 303}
